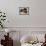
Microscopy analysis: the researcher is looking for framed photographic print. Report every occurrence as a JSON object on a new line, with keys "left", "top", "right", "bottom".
{"left": 19, "top": 7, "right": 29, "bottom": 15}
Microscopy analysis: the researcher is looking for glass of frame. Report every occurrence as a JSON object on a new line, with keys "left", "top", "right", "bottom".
{"left": 19, "top": 7, "right": 29, "bottom": 15}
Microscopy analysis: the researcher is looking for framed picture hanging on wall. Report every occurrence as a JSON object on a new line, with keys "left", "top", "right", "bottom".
{"left": 19, "top": 7, "right": 29, "bottom": 15}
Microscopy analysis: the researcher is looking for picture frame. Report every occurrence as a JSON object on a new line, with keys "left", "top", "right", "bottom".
{"left": 19, "top": 7, "right": 29, "bottom": 15}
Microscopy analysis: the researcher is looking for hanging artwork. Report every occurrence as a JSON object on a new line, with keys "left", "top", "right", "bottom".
{"left": 19, "top": 7, "right": 29, "bottom": 15}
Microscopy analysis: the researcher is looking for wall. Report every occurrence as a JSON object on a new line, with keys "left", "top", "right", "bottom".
{"left": 0, "top": 0, "right": 46, "bottom": 46}
{"left": 0, "top": 0, "right": 46, "bottom": 27}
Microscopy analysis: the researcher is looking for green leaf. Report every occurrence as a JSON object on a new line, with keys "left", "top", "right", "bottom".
{"left": 0, "top": 12, "right": 2, "bottom": 13}
{"left": 4, "top": 13, "right": 5, "bottom": 15}
{"left": 1, "top": 19, "right": 6, "bottom": 21}
{"left": 3, "top": 16, "right": 6, "bottom": 17}
{"left": 1, "top": 25, "right": 3, "bottom": 28}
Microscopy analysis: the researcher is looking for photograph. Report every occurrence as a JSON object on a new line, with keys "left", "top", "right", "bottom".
{"left": 19, "top": 7, "right": 29, "bottom": 15}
